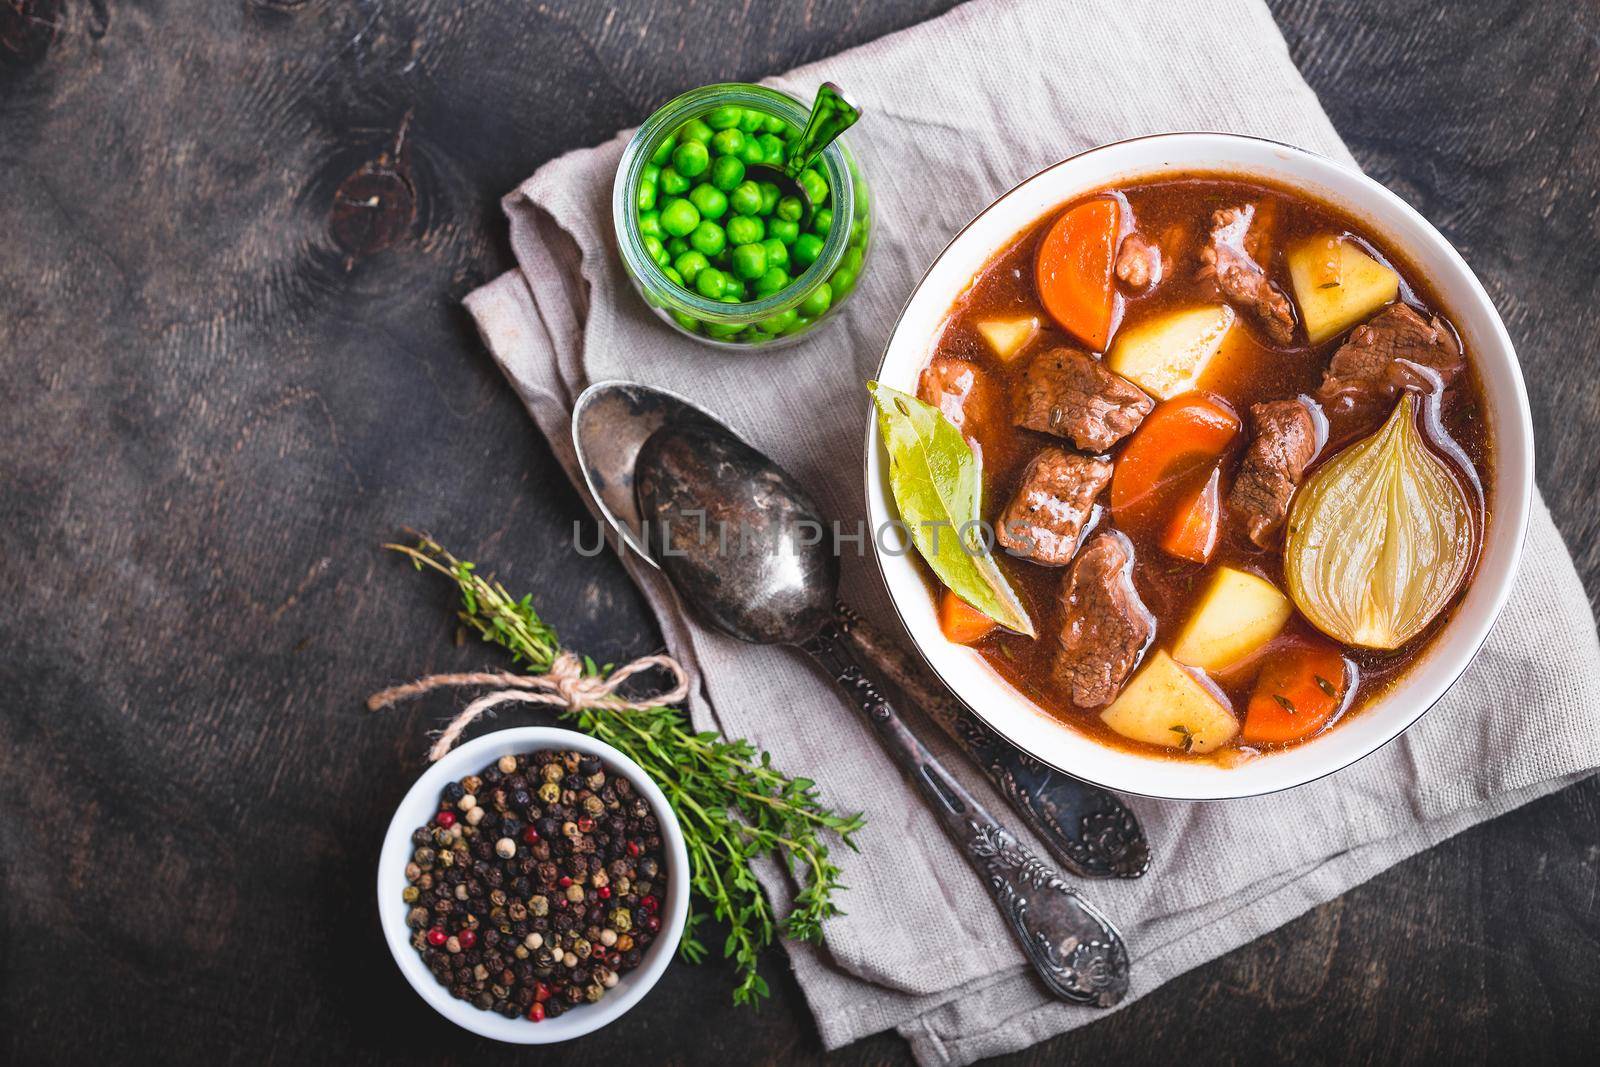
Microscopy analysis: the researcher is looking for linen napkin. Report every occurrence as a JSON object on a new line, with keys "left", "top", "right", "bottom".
{"left": 463, "top": 0, "right": 1600, "bottom": 1061}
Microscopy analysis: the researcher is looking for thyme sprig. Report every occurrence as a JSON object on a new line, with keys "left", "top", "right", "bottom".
{"left": 389, "top": 535, "right": 864, "bottom": 1006}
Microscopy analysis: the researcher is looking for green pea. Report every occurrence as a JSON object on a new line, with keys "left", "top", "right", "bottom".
{"left": 737, "top": 138, "right": 766, "bottom": 165}
{"left": 811, "top": 207, "right": 833, "bottom": 235}
{"left": 671, "top": 310, "right": 701, "bottom": 333}
{"left": 688, "top": 183, "right": 727, "bottom": 220}
{"left": 659, "top": 197, "right": 700, "bottom": 237}
{"left": 851, "top": 217, "right": 869, "bottom": 246}
{"left": 738, "top": 109, "right": 765, "bottom": 133}
{"left": 728, "top": 180, "right": 762, "bottom": 217}
{"left": 797, "top": 168, "right": 828, "bottom": 205}
{"left": 758, "top": 181, "right": 780, "bottom": 215}
{"left": 754, "top": 266, "right": 790, "bottom": 295}
{"left": 636, "top": 179, "right": 657, "bottom": 212}
{"left": 841, "top": 246, "right": 864, "bottom": 275}
{"left": 799, "top": 282, "right": 832, "bottom": 318}
{"left": 830, "top": 268, "right": 857, "bottom": 297}
{"left": 757, "top": 134, "right": 784, "bottom": 166}
{"left": 689, "top": 220, "right": 726, "bottom": 257}
{"left": 792, "top": 232, "right": 824, "bottom": 268}
{"left": 776, "top": 196, "right": 803, "bottom": 222}
{"left": 762, "top": 113, "right": 787, "bottom": 135}
{"left": 671, "top": 141, "right": 709, "bottom": 179}
{"left": 726, "top": 215, "right": 763, "bottom": 246}
{"left": 649, "top": 137, "right": 674, "bottom": 166}
{"left": 674, "top": 250, "right": 709, "bottom": 283}
{"left": 761, "top": 238, "right": 789, "bottom": 270}
{"left": 660, "top": 167, "right": 690, "bottom": 196}
{"left": 759, "top": 308, "right": 799, "bottom": 333}
{"left": 707, "top": 320, "right": 744, "bottom": 340}
{"left": 710, "top": 155, "right": 745, "bottom": 192}
{"left": 666, "top": 236, "right": 689, "bottom": 257}
{"left": 677, "top": 118, "right": 714, "bottom": 145}
{"left": 731, "top": 242, "right": 768, "bottom": 280}
{"left": 664, "top": 267, "right": 684, "bottom": 286}
{"left": 710, "top": 128, "right": 745, "bottom": 157}
{"left": 768, "top": 218, "right": 799, "bottom": 245}
{"left": 695, "top": 267, "right": 727, "bottom": 299}
{"left": 705, "top": 106, "right": 743, "bottom": 131}
{"left": 638, "top": 210, "right": 662, "bottom": 240}
{"left": 724, "top": 275, "right": 747, "bottom": 300}
{"left": 642, "top": 234, "right": 665, "bottom": 263}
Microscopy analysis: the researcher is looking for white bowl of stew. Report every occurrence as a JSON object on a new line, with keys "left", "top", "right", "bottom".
{"left": 864, "top": 133, "right": 1532, "bottom": 801}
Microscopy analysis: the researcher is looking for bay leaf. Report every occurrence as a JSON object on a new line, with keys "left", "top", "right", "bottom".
{"left": 868, "top": 381, "right": 1035, "bottom": 637}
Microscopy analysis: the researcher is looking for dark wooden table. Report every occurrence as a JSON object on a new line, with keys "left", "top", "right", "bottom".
{"left": 4, "top": 1, "right": 1598, "bottom": 1062}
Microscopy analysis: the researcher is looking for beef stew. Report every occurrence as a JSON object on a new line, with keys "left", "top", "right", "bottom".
{"left": 911, "top": 175, "right": 1492, "bottom": 762}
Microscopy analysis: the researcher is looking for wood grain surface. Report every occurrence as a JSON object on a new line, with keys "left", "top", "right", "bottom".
{"left": 2, "top": 1, "right": 1597, "bottom": 1063}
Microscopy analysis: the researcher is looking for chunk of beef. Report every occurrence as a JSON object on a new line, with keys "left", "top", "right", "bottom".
{"left": 1316, "top": 303, "right": 1464, "bottom": 409}
{"left": 918, "top": 357, "right": 990, "bottom": 434}
{"left": 1228, "top": 399, "right": 1317, "bottom": 548}
{"left": 1013, "top": 348, "right": 1153, "bottom": 452}
{"left": 1198, "top": 205, "right": 1296, "bottom": 345}
{"left": 1054, "top": 531, "right": 1154, "bottom": 708}
{"left": 1115, "top": 232, "right": 1163, "bottom": 290}
{"left": 995, "top": 448, "right": 1111, "bottom": 566}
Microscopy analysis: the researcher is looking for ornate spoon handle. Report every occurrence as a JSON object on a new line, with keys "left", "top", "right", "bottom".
{"left": 833, "top": 605, "right": 1150, "bottom": 879}
{"left": 800, "top": 621, "right": 1131, "bottom": 1007}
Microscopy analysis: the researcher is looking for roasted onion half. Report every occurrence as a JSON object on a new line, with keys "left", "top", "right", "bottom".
{"left": 1285, "top": 394, "right": 1475, "bottom": 650}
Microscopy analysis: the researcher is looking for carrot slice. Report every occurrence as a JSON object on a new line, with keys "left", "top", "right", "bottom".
{"left": 1111, "top": 393, "right": 1240, "bottom": 534}
{"left": 1242, "top": 641, "right": 1350, "bottom": 744}
{"left": 939, "top": 588, "right": 997, "bottom": 645}
{"left": 1035, "top": 198, "right": 1120, "bottom": 350}
{"left": 1161, "top": 466, "right": 1222, "bottom": 563}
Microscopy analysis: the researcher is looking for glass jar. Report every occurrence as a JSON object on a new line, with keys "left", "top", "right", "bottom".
{"left": 612, "top": 82, "right": 871, "bottom": 349}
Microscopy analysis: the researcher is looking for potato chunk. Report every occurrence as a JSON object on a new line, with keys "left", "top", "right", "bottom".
{"left": 1100, "top": 650, "right": 1238, "bottom": 754}
{"left": 1170, "top": 566, "right": 1292, "bottom": 671}
{"left": 1106, "top": 305, "right": 1235, "bottom": 400}
{"left": 1287, "top": 236, "right": 1400, "bottom": 344}
{"left": 975, "top": 316, "right": 1040, "bottom": 362}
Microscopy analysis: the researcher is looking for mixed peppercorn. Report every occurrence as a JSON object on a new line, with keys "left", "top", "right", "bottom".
{"left": 403, "top": 749, "right": 668, "bottom": 1022}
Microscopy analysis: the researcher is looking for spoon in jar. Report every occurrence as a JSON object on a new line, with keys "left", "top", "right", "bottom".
{"left": 571, "top": 380, "right": 1151, "bottom": 882}
{"left": 745, "top": 82, "right": 861, "bottom": 230}
{"left": 626, "top": 415, "right": 1130, "bottom": 1006}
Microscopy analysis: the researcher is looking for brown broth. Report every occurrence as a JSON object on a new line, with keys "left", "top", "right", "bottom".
{"left": 922, "top": 175, "right": 1493, "bottom": 762}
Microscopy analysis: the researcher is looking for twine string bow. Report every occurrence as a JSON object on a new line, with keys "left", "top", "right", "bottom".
{"left": 367, "top": 651, "right": 690, "bottom": 762}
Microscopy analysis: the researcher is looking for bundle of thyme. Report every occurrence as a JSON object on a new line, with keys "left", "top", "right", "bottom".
{"left": 389, "top": 535, "right": 864, "bottom": 1006}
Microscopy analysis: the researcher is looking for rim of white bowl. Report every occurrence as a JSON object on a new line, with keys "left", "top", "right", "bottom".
{"left": 863, "top": 132, "right": 1534, "bottom": 802}
{"left": 377, "top": 726, "right": 689, "bottom": 1042}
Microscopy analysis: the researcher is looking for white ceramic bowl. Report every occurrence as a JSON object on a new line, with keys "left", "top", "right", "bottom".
{"left": 865, "top": 132, "right": 1533, "bottom": 801}
{"left": 377, "top": 727, "right": 689, "bottom": 1042}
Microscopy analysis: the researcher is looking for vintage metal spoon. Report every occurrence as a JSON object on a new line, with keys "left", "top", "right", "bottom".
{"left": 571, "top": 380, "right": 1150, "bottom": 880}
{"left": 746, "top": 82, "right": 860, "bottom": 228}
{"left": 630, "top": 420, "right": 1128, "bottom": 1005}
